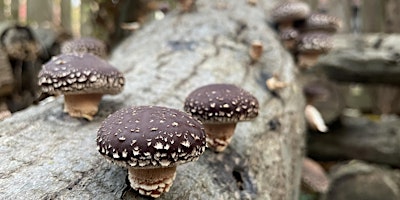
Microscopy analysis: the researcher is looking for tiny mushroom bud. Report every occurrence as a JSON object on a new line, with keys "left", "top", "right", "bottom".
{"left": 96, "top": 106, "right": 206, "bottom": 198}
{"left": 296, "top": 32, "right": 333, "bottom": 69}
{"left": 247, "top": 0, "right": 258, "bottom": 6}
{"left": 249, "top": 40, "right": 263, "bottom": 63}
{"left": 184, "top": 83, "right": 259, "bottom": 152}
{"left": 272, "top": 1, "right": 311, "bottom": 31}
{"left": 38, "top": 53, "right": 125, "bottom": 120}
{"left": 301, "top": 157, "right": 330, "bottom": 194}
{"left": 61, "top": 37, "right": 107, "bottom": 58}
{"left": 305, "top": 104, "right": 328, "bottom": 133}
{"left": 266, "top": 74, "right": 288, "bottom": 91}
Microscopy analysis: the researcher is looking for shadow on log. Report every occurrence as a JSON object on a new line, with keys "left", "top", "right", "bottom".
{"left": 0, "top": 0, "right": 305, "bottom": 199}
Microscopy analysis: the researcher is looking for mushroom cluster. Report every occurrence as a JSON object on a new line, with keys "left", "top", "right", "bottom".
{"left": 184, "top": 83, "right": 259, "bottom": 152}
{"left": 97, "top": 105, "right": 206, "bottom": 198}
{"left": 271, "top": 1, "right": 341, "bottom": 69}
{"left": 38, "top": 53, "right": 124, "bottom": 120}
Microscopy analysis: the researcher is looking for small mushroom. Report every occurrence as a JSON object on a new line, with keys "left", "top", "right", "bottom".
{"left": 301, "top": 157, "right": 330, "bottom": 194}
{"left": 96, "top": 106, "right": 206, "bottom": 198}
{"left": 61, "top": 37, "right": 107, "bottom": 58}
{"left": 247, "top": 0, "right": 258, "bottom": 6}
{"left": 305, "top": 104, "right": 328, "bottom": 133}
{"left": 279, "top": 28, "right": 299, "bottom": 51}
{"left": 296, "top": 32, "right": 333, "bottom": 69}
{"left": 300, "top": 13, "right": 342, "bottom": 33}
{"left": 249, "top": 40, "right": 263, "bottom": 63}
{"left": 266, "top": 74, "right": 288, "bottom": 91}
{"left": 184, "top": 83, "right": 259, "bottom": 152}
{"left": 38, "top": 53, "right": 124, "bottom": 120}
{"left": 271, "top": 1, "right": 311, "bottom": 31}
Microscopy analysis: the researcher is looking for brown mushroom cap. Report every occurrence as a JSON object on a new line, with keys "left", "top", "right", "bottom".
{"left": 96, "top": 106, "right": 207, "bottom": 169}
{"left": 297, "top": 32, "right": 333, "bottom": 54}
{"left": 301, "top": 13, "right": 342, "bottom": 33}
{"left": 38, "top": 53, "right": 124, "bottom": 95}
{"left": 184, "top": 83, "right": 259, "bottom": 124}
{"left": 61, "top": 37, "right": 107, "bottom": 58}
{"left": 272, "top": 1, "right": 311, "bottom": 24}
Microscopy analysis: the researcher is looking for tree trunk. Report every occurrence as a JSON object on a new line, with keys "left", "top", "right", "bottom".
{"left": 0, "top": 1, "right": 306, "bottom": 199}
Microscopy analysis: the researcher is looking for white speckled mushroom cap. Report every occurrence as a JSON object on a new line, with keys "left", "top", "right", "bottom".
{"left": 96, "top": 106, "right": 207, "bottom": 169}
{"left": 272, "top": 1, "right": 311, "bottom": 23}
{"left": 38, "top": 53, "right": 124, "bottom": 95}
{"left": 297, "top": 32, "right": 333, "bottom": 53}
{"left": 184, "top": 83, "right": 259, "bottom": 124}
{"left": 280, "top": 28, "right": 299, "bottom": 41}
{"left": 302, "top": 13, "right": 342, "bottom": 33}
{"left": 61, "top": 37, "right": 107, "bottom": 58}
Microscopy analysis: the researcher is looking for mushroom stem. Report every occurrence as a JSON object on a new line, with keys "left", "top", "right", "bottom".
{"left": 297, "top": 52, "right": 321, "bottom": 69}
{"left": 128, "top": 166, "right": 177, "bottom": 198}
{"left": 282, "top": 39, "right": 297, "bottom": 51}
{"left": 204, "top": 123, "right": 237, "bottom": 152}
{"left": 278, "top": 22, "right": 293, "bottom": 32}
{"left": 63, "top": 93, "right": 103, "bottom": 121}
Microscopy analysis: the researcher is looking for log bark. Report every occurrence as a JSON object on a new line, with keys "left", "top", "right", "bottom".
{"left": 317, "top": 34, "right": 400, "bottom": 85}
{"left": 0, "top": 1, "right": 306, "bottom": 199}
{"left": 323, "top": 160, "right": 400, "bottom": 200}
{"left": 307, "top": 116, "right": 400, "bottom": 167}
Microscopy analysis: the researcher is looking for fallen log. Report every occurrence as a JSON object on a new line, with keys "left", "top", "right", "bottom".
{"left": 307, "top": 116, "right": 400, "bottom": 167}
{"left": 317, "top": 34, "right": 400, "bottom": 85}
{"left": 0, "top": 0, "right": 306, "bottom": 199}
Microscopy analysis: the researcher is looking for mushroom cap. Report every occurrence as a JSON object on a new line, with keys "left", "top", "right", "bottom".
{"left": 297, "top": 32, "right": 333, "bottom": 54}
{"left": 38, "top": 53, "right": 124, "bottom": 95}
{"left": 97, "top": 106, "right": 207, "bottom": 169}
{"left": 61, "top": 37, "right": 107, "bottom": 58}
{"left": 184, "top": 83, "right": 259, "bottom": 124}
{"left": 280, "top": 27, "right": 299, "bottom": 41}
{"left": 301, "top": 13, "right": 342, "bottom": 33}
{"left": 272, "top": 1, "right": 311, "bottom": 23}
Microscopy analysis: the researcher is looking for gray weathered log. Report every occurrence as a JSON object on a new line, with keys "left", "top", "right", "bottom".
{"left": 317, "top": 34, "right": 400, "bottom": 85}
{"left": 0, "top": 1, "right": 306, "bottom": 199}
{"left": 307, "top": 116, "right": 400, "bottom": 167}
{"left": 323, "top": 160, "right": 400, "bottom": 200}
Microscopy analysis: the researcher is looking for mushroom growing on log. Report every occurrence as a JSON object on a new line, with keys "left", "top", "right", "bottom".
{"left": 296, "top": 31, "right": 333, "bottom": 69}
{"left": 38, "top": 53, "right": 125, "bottom": 120}
{"left": 61, "top": 37, "right": 108, "bottom": 58}
{"left": 97, "top": 106, "right": 206, "bottom": 198}
{"left": 272, "top": 1, "right": 311, "bottom": 31}
{"left": 0, "top": 1, "right": 306, "bottom": 199}
{"left": 184, "top": 83, "right": 259, "bottom": 152}
{"left": 299, "top": 13, "right": 342, "bottom": 33}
